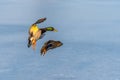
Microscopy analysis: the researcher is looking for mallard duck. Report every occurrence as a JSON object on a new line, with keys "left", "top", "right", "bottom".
{"left": 41, "top": 40, "right": 63, "bottom": 56}
{"left": 27, "top": 18, "right": 58, "bottom": 50}
{"left": 28, "top": 18, "right": 46, "bottom": 50}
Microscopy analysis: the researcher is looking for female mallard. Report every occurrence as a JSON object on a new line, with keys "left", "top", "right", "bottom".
{"left": 41, "top": 40, "right": 63, "bottom": 56}
{"left": 28, "top": 18, "right": 58, "bottom": 50}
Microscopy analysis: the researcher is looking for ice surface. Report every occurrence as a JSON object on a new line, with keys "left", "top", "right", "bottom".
{"left": 0, "top": 23, "right": 120, "bottom": 80}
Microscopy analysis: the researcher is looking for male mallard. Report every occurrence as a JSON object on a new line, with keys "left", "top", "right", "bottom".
{"left": 28, "top": 18, "right": 58, "bottom": 50}
{"left": 41, "top": 40, "right": 63, "bottom": 56}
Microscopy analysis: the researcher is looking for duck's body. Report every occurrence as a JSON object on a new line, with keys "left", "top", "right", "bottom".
{"left": 41, "top": 40, "right": 63, "bottom": 56}
{"left": 27, "top": 18, "right": 58, "bottom": 50}
{"left": 29, "top": 24, "right": 39, "bottom": 36}
{"left": 28, "top": 24, "right": 41, "bottom": 50}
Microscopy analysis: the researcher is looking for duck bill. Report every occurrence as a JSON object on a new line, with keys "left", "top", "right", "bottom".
{"left": 53, "top": 29, "right": 58, "bottom": 32}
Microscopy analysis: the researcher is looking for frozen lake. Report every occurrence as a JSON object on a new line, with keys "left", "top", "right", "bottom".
{"left": 0, "top": 23, "right": 120, "bottom": 80}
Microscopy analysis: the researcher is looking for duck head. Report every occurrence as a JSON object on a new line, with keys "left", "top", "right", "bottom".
{"left": 46, "top": 27, "right": 58, "bottom": 32}
{"left": 55, "top": 41, "right": 63, "bottom": 47}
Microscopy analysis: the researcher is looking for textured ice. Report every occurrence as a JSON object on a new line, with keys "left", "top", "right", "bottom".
{"left": 0, "top": 23, "right": 120, "bottom": 80}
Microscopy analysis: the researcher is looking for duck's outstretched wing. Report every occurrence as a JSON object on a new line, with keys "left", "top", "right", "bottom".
{"left": 33, "top": 18, "right": 46, "bottom": 25}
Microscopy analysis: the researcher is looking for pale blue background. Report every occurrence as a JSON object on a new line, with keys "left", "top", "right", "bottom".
{"left": 0, "top": 0, "right": 120, "bottom": 80}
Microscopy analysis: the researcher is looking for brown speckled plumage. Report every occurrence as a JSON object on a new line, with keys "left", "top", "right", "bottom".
{"left": 41, "top": 40, "right": 63, "bottom": 56}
